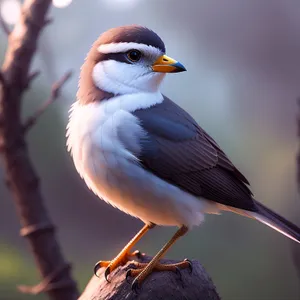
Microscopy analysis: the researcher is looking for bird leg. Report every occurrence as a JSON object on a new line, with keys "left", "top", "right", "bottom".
{"left": 94, "top": 223, "right": 155, "bottom": 281}
{"left": 127, "top": 225, "right": 191, "bottom": 291}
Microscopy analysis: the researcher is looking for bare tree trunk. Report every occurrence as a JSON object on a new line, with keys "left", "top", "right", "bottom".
{"left": 0, "top": 1, "right": 78, "bottom": 299}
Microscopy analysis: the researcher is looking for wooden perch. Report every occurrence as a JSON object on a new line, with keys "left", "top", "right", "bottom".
{"left": 80, "top": 256, "right": 220, "bottom": 300}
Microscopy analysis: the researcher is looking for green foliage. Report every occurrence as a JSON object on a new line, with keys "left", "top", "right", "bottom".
{"left": 0, "top": 243, "right": 47, "bottom": 300}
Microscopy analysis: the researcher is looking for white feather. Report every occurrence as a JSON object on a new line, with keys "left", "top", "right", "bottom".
{"left": 97, "top": 42, "right": 162, "bottom": 57}
{"left": 102, "top": 91, "right": 163, "bottom": 113}
{"left": 67, "top": 93, "right": 220, "bottom": 227}
{"left": 93, "top": 60, "right": 166, "bottom": 95}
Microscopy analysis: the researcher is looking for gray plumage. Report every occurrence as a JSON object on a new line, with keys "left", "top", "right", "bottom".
{"left": 130, "top": 96, "right": 256, "bottom": 211}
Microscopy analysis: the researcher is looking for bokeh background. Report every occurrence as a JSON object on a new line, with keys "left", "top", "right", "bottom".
{"left": 1, "top": 0, "right": 300, "bottom": 299}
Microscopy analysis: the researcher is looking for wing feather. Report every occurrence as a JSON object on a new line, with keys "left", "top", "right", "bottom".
{"left": 125, "top": 96, "right": 256, "bottom": 211}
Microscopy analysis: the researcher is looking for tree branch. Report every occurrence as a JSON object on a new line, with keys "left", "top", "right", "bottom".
{"left": 0, "top": 1, "right": 78, "bottom": 299}
{"left": 0, "top": 71, "right": 6, "bottom": 89}
{"left": 80, "top": 256, "right": 220, "bottom": 300}
{"left": 23, "top": 70, "right": 72, "bottom": 132}
{"left": 25, "top": 69, "right": 41, "bottom": 89}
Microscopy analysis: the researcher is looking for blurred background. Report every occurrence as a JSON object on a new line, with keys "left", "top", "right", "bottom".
{"left": 1, "top": 0, "right": 300, "bottom": 299}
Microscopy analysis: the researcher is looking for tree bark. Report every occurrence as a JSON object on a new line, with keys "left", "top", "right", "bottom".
{"left": 0, "top": 1, "right": 78, "bottom": 299}
{"left": 80, "top": 257, "right": 220, "bottom": 300}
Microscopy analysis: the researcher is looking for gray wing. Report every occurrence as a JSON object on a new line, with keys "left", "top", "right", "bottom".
{"left": 128, "top": 96, "right": 257, "bottom": 212}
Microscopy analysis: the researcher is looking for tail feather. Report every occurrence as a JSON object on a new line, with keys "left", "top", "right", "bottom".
{"left": 250, "top": 200, "right": 300, "bottom": 243}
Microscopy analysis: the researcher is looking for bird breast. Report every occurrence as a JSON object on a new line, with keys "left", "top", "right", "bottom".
{"left": 66, "top": 93, "right": 215, "bottom": 227}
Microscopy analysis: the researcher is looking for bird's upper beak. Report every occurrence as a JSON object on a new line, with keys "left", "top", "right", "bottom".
{"left": 152, "top": 55, "right": 186, "bottom": 73}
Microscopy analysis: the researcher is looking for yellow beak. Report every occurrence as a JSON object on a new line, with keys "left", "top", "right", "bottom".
{"left": 152, "top": 55, "right": 186, "bottom": 73}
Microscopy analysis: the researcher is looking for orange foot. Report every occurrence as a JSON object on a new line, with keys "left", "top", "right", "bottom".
{"left": 94, "top": 250, "right": 144, "bottom": 282}
{"left": 126, "top": 259, "right": 193, "bottom": 292}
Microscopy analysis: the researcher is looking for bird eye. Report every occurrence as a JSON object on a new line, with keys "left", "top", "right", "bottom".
{"left": 127, "top": 50, "right": 142, "bottom": 62}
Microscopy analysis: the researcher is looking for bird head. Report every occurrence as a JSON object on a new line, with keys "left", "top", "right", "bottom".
{"left": 77, "top": 25, "right": 186, "bottom": 103}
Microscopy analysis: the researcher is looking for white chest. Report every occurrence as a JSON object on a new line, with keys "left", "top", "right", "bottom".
{"left": 66, "top": 93, "right": 154, "bottom": 196}
{"left": 66, "top": 93, "right": 217, "bottom": 227}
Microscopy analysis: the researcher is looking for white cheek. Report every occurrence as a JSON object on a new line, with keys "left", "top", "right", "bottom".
{"left": 92, "top": 60, "right": 165, "bottom": 94}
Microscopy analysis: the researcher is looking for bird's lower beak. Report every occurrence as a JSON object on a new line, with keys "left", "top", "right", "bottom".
{"left": 152, "top": 55, "right": 186, "bottom": 73}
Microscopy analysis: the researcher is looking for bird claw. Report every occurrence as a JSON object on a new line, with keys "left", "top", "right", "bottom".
{"left": 126, "top": 269, "right": 132, "bottom": 283}
{"left": 104, "top": 266, "right": 111, "bottom": 282}
{"left": 93, "top": 251, "right": 144, "bottom": 283}
{"left": 94, "top": 261, "right": 111, "bottom": 282}
{"left": 131, "top": 278, "right": 141, "bottom": 293}
{"left": 93, "top": 261, "right": 102, "bottom": 278}
{"left": 184, "top": 258, "right": 193, "bottom": 274}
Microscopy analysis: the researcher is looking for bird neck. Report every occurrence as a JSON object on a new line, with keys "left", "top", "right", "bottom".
{"left": 77, "top": 57, "right": 116, "bottom": 105}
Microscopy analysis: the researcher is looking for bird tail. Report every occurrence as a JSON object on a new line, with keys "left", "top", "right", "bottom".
{"left": 248, "top": 200, "right": 300, "bottom": 243}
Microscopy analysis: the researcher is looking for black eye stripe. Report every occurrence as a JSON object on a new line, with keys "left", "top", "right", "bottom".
{"left": 98, "top": 52, "right": 132, "bottom": 64}
{"left": 97, "top": 50, "right": 145, "bottom": 64}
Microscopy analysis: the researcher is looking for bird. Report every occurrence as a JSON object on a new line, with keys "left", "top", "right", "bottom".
{"left": 66, "top": 25, "right": 300, "bottom": 290}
